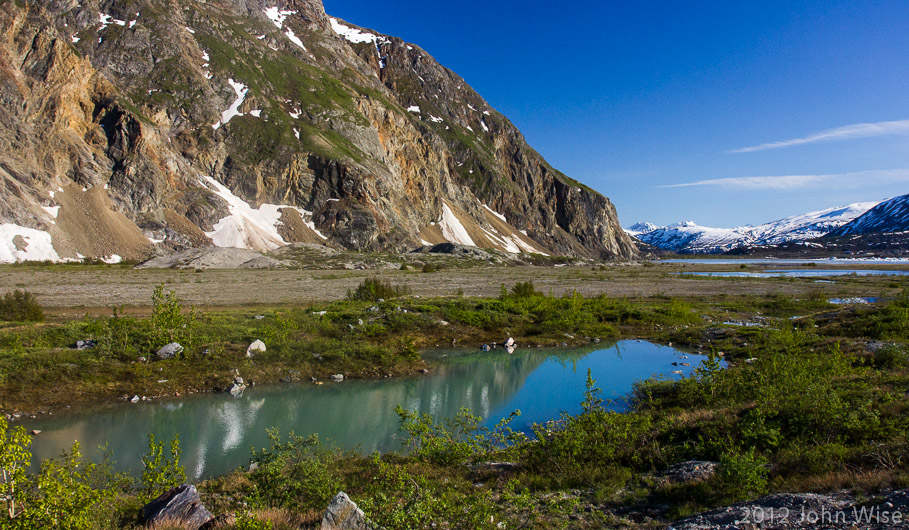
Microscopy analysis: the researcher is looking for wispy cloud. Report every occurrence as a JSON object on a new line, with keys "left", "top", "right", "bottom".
{"left": 661, "top": 168, "right": 909, "bottom": 190}
{"left": 729, "top": 119, "right": 909, "bottom": 153}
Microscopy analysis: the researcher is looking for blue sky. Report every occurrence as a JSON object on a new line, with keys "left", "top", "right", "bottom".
{"left": 323, "top": 0, "right": 909, "bottom": 228}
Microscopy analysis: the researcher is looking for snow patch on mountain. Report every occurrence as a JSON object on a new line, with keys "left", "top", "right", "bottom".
{"left": 439, "top": 201, "right": 476, "bottom": 247}
{"left": 831, "top": 194, "right": 909, "bottom": 236}
{"left": 212, "top": 79, "right": 248, "bottom": 130}
{"left": 629, "top": 201, "right": 879, "bottom": 253}
{"left": 201, "top": 176, "right": 324, "bottom": 252}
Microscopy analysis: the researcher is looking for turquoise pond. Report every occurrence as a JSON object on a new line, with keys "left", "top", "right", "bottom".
{"left": 24, "top": 341, "right": 706, "bottom": 479}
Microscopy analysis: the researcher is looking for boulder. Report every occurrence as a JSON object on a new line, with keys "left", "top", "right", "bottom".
{"left": 141, "top": 484, "right": 214, "bottom": 530}
{"left": 321, "top": 491, "right": 369, "bottom": 530}
{"left": 75, "top": 340, "right": 97, "bottom": 350}
{"left": 157, "top": 342, "right": 184, "bottom": 359}
{"left": 228, "top": 375, "right": 247, "bottom": 396}
{"left": 331, "top": 374, "right": 344, "bottom": 382}
{"left": 246, "top": 340, "right": 266, "bottom": 357}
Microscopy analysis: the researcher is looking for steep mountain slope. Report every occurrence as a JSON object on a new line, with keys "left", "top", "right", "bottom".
{"left": 0, "top": 0, "right": 636, "bottom": 263}
{"left": 829, "top": 194, "right": 909, "bottom": 236}
{"left": 628, "top": 201, "right": 878, "bottom": 254}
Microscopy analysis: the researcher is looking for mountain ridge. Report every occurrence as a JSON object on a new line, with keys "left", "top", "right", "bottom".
{"left": 829, "top": 193, "right": 909, "bottom": 236}
{"left": 628, "top": 200, "right": 879, "bottom": 254}
{"left": 0, "top": 0, "right": 636, "bottom": 263}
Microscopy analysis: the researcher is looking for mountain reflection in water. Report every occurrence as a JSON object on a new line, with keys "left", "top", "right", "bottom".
{"left": 26, "top": 341, "right": 703, "bottom": 479}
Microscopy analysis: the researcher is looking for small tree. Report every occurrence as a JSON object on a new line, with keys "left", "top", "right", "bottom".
{"left": 150, "top": 284, "right": 198, "bottom": 353}
{"left": 141, "top": 434, "right": 186, "bottom": 501}
{"left": 0, "top": 416, "right": 31, "bottom": 521}
{"left": 0, "top": 289, "right": 44, "bottom": 322}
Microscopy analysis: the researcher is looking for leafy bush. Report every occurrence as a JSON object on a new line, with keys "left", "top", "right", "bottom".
{"left": 524, "top": 371, "right": 659, "bottom": 490}
{"left": 0, "top": 417, "right": 113, "bottom": 529}
{"left": 873, "top": 344, "right": 909, "bottom": 369}
{"left": 141, "top": 434, "right": 186, "bottom": 501}
{"left": 151, "top": 284, "right": 198, "bottom": 352}
{"left": 0, "top": 289, "right": 44, "bottom": 322}
{"left": 511, "top": 281, "right": 542, "bottom": 299}
{"left": 713, "top": 447, "right": 769, "bottom": 503}
{"left": 248, "top": 430, "right": 340, "bottom": 513}
{"left": 359, "top": 456, "right": 502, "bottom": 530}
{"left": 395, "top": 406, "right": 526, "bottom": 467}
{"left": 346, "top": 277, "right": 411, "bottom": 301}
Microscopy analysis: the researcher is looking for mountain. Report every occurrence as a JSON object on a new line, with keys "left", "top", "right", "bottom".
{"left": 628, "top": 201, "right": 878, "bottom": 254}
{"left": 829, "top": 194, "right": 909, "bottom": 236}
{"left": 0, "top": 0, "right": 636, "bottom": 263}
{"left": 626, "top": 222, "right": 658, "bottom": 236}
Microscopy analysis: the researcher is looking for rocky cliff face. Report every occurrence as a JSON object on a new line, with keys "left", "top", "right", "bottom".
{"left": 0, "top": 0, "right": 636, "bottom": 262}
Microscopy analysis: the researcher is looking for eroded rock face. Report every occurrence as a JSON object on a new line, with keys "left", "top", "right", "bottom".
{"left": 0, "top": 0, "right": 637, "bottom": 261}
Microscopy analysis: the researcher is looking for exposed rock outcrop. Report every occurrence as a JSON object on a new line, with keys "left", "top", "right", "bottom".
{"left": 0, "top": 0, "right": 636, "bottom": 262}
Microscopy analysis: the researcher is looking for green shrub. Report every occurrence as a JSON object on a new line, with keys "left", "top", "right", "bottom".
{"left": 0, "top": 417, "right": 112, "bottom": 529}
{"left": 150, "top": 284, "right": 198, "bottom": 352}
{"left": 359, "top": 456, "right": 502, "bottom": 530}
{"left": 873, "top": 345, "right": 909, "bottom": 369}
{"left": 713, "top": 447, "right": 769, "bottom": 503}
{"left": 141, "top": 434, "right": 186, "bottom": 502}
{"left": 248, "top": 430, "right": 340, "bottom": 513}
{"left": 0, "top": 289, "right": 44, "bottom": 322}
{"left": 395, "top": 406, "right": 526, "bottom": 467}
{"left": 346, "top": 277, "right": 411, "bottom": 301}
{"left": 511, "top": 281, "right": 542, "bottom": 299}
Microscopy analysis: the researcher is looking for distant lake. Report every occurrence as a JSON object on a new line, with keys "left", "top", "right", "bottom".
{"left": 24, "top": 341, "right": 703, "bottom": 479}
{"left": 680, "top": 269, "right": 909, "bottom": 278}
{"left": 661, "top": 258, "right": 909, "bottom": 265}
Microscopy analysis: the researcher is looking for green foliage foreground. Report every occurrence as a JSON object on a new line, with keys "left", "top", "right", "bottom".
{"left": 1, "top": 287, "right": 909, "bottom": 528}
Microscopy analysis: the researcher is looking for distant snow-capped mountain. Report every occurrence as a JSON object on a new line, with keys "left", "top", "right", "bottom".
{"left": 626, "top": 222, "right": 659, "bottom": 235}
{"left": 829, "top": 194, "right": 909, "bottom": 236}
{"left": 627, "top": 200, "right": 879, "bottom": 253}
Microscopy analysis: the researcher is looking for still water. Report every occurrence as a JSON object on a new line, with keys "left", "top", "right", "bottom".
{"left": 661, "top": 258, "right": 909, "bottom": 265}
{"left": 680, "top": 269, "right": 909, "bottom": 278}
{"left": 25, "top": 341, "right": 702, "bottom": 479}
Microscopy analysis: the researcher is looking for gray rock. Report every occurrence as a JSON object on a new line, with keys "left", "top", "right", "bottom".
{"left": 75, "top": 340, "right": 97, "bottom": 350}
{"left": 130, "top": 395, "right": 140, "bottom": 403}
{"left": 246, "top": 340, "right": 266, "bottom": 357}
{"left": 668, "top": 491, "right": 873, "bottom": 530}
{"left": 331, "top": 374, "right": 344, "bottom": 382}
{"left": 658, "top": 460, "right": 718, "bottom": 484}
{"left": 321, "top": 491, "right": 369, "bottom": 530}
{"left": 157, "top": 342, "right": 183, "bottom": 360}
{"left": 140, "top": 484, "right": 214, "bottom": 530}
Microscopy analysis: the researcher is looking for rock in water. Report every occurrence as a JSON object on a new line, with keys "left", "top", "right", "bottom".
{"left": 141, "top": 485, "right": 214, "bottom": 530}
{"left": 331, "top": 374, "right": 344, "bottom": 382}
{"left": 246, "top": 340, "right": 266, "bottom": 357}
{"left": 321, "top": 491, "right": 369, "bottom": 530}
{"left": 156, "top": 342, "right": 184, "bottom": 359}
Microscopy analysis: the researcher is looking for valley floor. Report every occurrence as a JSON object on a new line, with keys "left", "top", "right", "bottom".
{"left": 1, "top": 260, "right": 908, "bottom": 529}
